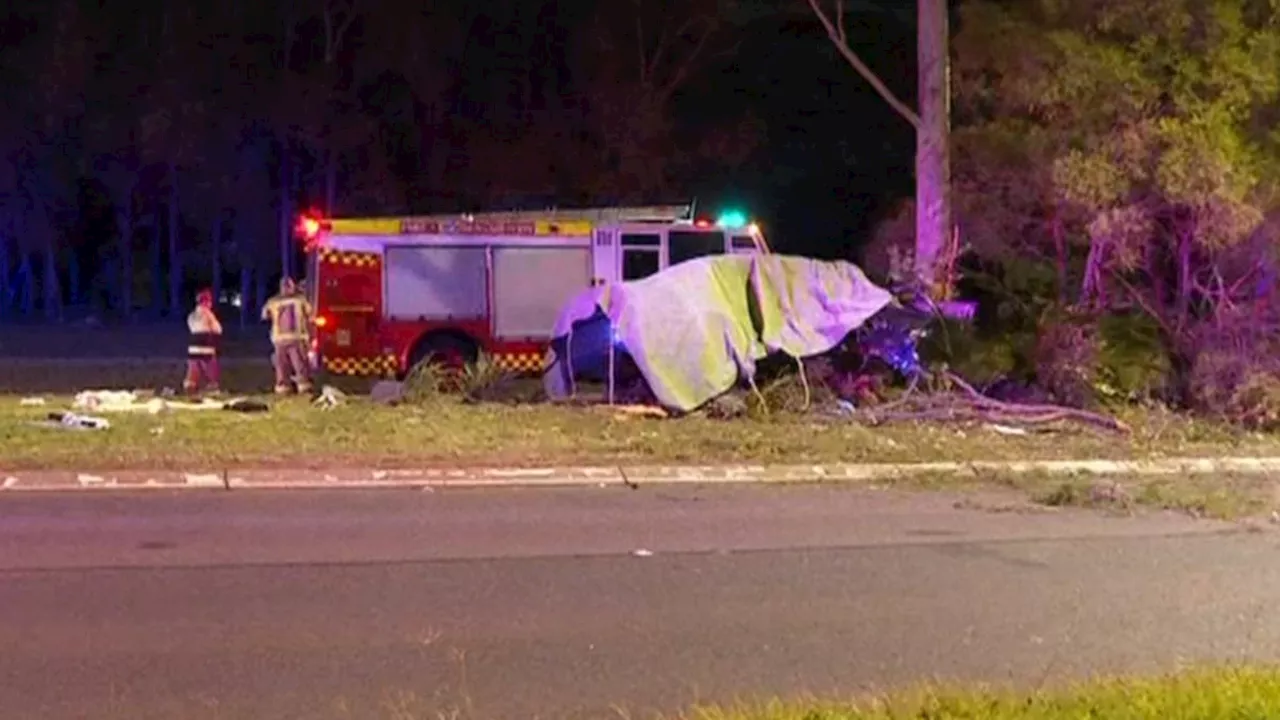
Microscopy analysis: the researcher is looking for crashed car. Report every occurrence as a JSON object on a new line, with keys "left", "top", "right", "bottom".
{"left": 543, "top": 254, "right": 963, "bottom": 412}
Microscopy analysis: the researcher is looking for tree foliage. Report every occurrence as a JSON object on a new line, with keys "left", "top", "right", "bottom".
{"left": 930, "top": 0, "right": 1280, "bottom": 408}
{"left": 953, "top": 0, "right": 1280, "bottom": 324}
{"left": 0, "top": 0, "right": 766, "bottom": 321}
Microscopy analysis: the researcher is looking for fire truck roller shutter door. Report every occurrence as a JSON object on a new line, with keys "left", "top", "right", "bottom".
{"left": 491, "top": 246, "right": 592, "bottom": 339}
{"left": 385, "top": 246, "right": 488, "bottom": 321}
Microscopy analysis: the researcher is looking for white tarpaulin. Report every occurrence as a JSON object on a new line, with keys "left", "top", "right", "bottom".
{"left": 545, "top": 254, "right": 894, "bottom": 411}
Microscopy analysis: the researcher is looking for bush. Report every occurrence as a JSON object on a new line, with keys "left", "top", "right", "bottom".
{"left": 403, "top": 352, "right": 525, "bottom": 404}
{"left": 918, "top": 318, "right": 1026, "bottom": 387}
{"left": 1189, "top": 312, "right": 1280, "bottom": 429}
{"left": 1033, "top": 312, "right": 1100, "bottom": 408}
{"left": 1095, "top": 313, "right": 1170, "bottom": 403}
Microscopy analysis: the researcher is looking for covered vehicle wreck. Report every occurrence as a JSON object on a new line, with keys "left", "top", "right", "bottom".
{"left": 543, "top": 254, "right": 899, "bottom": 412}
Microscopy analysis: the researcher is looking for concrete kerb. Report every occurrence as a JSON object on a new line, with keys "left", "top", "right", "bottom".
{"left": 4, "top": 456, "right": 1280, "bottom": 493}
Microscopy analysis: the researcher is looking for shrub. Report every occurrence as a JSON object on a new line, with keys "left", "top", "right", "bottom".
{"left": 1032, "top": 312, "right": 1100, "bottom": 408}
{"left": 1189, "top": 311, "right": 1280, "bottom": 429}
{"left": 1095, "top": 313, "right": 1170, "bottom": 403}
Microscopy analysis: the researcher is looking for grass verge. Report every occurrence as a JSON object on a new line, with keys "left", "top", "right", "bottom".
{"left": 2, "top": 390, "right": 1280, "bottom": 474}
{"left": 4, "top": 359, "right": 1280, "bottom": 504}
{"left": 678, "top": 666, "right": 1280, "bottom": 720}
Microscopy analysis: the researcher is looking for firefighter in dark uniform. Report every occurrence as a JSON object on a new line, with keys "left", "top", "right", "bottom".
{"left": 262, "top": 277, "right": 314, "bottom": 395}
{"left": 184, "top": 288, "right": 222, "bottom": 396}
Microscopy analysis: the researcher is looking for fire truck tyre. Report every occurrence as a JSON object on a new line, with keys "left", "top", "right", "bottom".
{"left": 408, "top": 334, "right": 479, "bottom": 374}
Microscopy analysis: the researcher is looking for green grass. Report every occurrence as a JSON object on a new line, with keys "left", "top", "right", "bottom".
{"left": 677, "top": 666, "right": 1280, "bottom": 720}
{"left": 5, "top": 358, "right": 1280, "bottom": 506}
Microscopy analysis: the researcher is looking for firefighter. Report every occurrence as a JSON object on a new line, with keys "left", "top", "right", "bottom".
{"left": 262, "top": 276, "right": 315, "bottom": 395}
{"left": 184, "top": 288, "right": 223, "bottom": 397}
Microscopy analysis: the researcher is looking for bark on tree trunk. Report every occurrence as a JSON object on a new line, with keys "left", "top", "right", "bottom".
{"left": 325, "top": 148, "right": 337, "bottom": 214}
{"left": 0, "top": 224, "right": 9, "bottom": 318}
{"left": 150, "top": 214, "right": 163, "bottom": 317}
{"left": 239, "top": 263, "right": 251, "bottom": 328}
{"left": 211, "top": 214, "right": 223, "bottom": 305}
{"left": 168, "top": 164, "right": 181, "bottom": 315}
{"left": 915, "top": 0, "right": 951, "bottom": 297}
{"left": 278, "top": 143, "right": 292, "bottom": 282}
{"left": 1051, "top": 214, "right": 1068, "bottom": 303}
{"left": 19, "top": 255, "right": 35, "bottom": 316}
{"left": 42, "top": 234, "right": 60, "bottom": 321}
{"left": 1174, "top": 225, "right": 1193, "bottom": 332}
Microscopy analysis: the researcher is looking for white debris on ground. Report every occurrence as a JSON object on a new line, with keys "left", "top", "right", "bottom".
{"left": 314, "top": 385, "right": 345, "bottom": 409}
{"left": 19, "top": 397, "right": 46, "bottom": 406}
{"left": 987, "top": 423, "right": 1030, "bottom": 436}
{"left": 73, "top": 390, "right": 166, "bottom": 414}
{"left": 53, "top": 412, "right": 111, "bottom": 430}
{"left": 72, "top": 389, "right": 245, "bottom": 414}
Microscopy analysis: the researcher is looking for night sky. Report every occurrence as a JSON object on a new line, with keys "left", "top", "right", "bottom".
{"left": 0, "top": 0, "right": 918, "bottom": 317}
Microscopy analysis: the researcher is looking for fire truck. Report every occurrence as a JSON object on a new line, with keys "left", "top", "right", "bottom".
{"left": 297, "top": 203, "right": 770, "bottom": 377}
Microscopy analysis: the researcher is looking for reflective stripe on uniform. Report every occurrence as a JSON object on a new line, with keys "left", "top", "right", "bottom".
{"left": 265, "top": 295, "right": 313, "bottom": 345}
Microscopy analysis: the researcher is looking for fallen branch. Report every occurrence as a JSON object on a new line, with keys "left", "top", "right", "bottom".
{"left": 846, "top": 371, "right": 1130, "bottom": 435}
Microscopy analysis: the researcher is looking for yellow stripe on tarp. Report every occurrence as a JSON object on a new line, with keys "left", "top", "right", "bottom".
{"left": 327, "top": 218, "right": 403, "bottom": 235}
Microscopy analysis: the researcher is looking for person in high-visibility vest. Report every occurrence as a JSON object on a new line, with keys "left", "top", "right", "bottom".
{"left": 184, "top": 288, "right": 223, "bottom": 396}
{"left": 262, "top": 277, "right": 314, "bottom": 395}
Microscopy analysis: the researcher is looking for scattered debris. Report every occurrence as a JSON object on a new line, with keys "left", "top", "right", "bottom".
{"left": 1090, "top": 481, "right": 1133, "bottom": 507}
{"left": 632, "top": 548, "right": 654, "bottom": 557}
{"left": 848, "top": 372, "right": 1129, "bottom": 434}
{"left": 987, "top": 423, "right": 1030, "bottom": 436}
{"left": 38, "top": 411, "right": 111, "bottom": 430}
{"left": 222, "top": 398, "right": 270, "bottom": 413}
{"left": 314, "top": 385, "right": 345, "bottom": 409}
{"left": 704, "top": 394, "right": 749, "bottom": 420}
{"left": 607, "top": 404, "right": 668, "bottom": 420}
{"left": 370, "top": 380, "right": 406, "bottom": 406}
{"left": 19, "top": 396, "right": 46, "bottom": 406}
{"left": 74, "top": 389, "right": 143, "bottom": 412}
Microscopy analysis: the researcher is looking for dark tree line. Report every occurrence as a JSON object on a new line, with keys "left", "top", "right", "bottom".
{"left": 0, "top": 0, "right": 769, "bottom": 324}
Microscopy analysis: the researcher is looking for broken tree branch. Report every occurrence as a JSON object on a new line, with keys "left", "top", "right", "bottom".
{"left": 805, "top": 0, "right": 920, "bottom": 130}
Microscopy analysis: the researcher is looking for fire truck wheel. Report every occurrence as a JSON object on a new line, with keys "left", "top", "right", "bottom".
{"left": 407, "top": 333, "right": 479, "bottom": 375}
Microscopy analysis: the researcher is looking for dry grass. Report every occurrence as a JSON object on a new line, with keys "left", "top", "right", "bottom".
{"left": 678, "top": 666, "right": 1280, "bottom": 720}
{"left": 5, "top": 357, "right": 1280, "bottom": 481}
{"left": 4, "top": 379, "right": 1280, "bottom": 474}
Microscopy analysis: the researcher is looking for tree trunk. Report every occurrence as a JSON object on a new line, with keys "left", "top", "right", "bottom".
{"left": 119, "top": 204, "right": 134, "bottom": 321}
{"left": 915, "top": 0, "right": 951, "bottom": 297}
{"left": 325, "top": 148, "right": 337, "bottom": 215}
{"left": 239, "top": 263, "right": 251, "bottom": 328}
{"left": 18, "top": 255, "right": 35, "bottom": 316}
{"left": 67, "top": 252, "right": 80, "bottom": 307}
{"left": 42, "top": 234, "right": 60, "bottom": 321}
{"left": 254, "top": 268, "right": 267, "bottom": 324}
{"left": 152, "top": 211, "right": 165, "bottom": 315}
{"left": 1051, "top": 213, "right": 1068, "bottom": 303}
{"left": 168, "top": 164, "right": 182, "bottom": 315}
{"left": 1078, "top": 234, "right": 1104, "bottom": 310}
{"left": 211, "top": 214, "right": 223, "bottom": 305}
{"left": 1174, "top": 225, "right": 1193, "bottom": 332}
{"left": 0, "top": 225, "right": 9, "bottom": 318}
{"left": 277, "top": 142, "right": 292, "bottom": 281}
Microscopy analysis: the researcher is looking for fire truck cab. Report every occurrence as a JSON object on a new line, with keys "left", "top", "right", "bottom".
{"left": 299, "top": 203, "right": 769, "bottom": 377}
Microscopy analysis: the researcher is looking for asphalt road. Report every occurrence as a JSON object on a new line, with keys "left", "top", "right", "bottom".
{"left": 2, "top": 485, "right": 1278, "bottom": 720}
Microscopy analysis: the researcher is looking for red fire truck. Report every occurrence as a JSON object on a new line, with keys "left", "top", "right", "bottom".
{"left": 297, "top": 204, "right": 770, "bottom": 377}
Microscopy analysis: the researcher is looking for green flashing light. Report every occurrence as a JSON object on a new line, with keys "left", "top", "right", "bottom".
{"left": 716, "top": 210, "right": 748, "bottom": 229}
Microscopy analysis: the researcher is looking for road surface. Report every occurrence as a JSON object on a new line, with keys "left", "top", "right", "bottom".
{"left": 1, "top": 485, "right": 1278, "bottom": 719}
